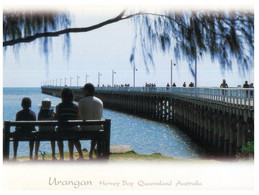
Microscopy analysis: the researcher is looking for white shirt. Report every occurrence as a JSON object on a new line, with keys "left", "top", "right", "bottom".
{"left": 78, "top": 96, "right": 103, "bottom": 131}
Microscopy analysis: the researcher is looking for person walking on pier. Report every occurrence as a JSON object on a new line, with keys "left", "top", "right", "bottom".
{"left": 189, "top": 82, "right": 194, "bottom": 87}
{"left": 249, "top": 83, "right": 254, "bottom": 98}
{"left": 55, "top": 88, "right": 84, "bottom": 160}
{"left": 243, "top": 80, "right": 249, "bottom": 88}
{"left": 243, "top": 80, "right": 250, "bottom": 97}
{"left": 183, "top": 82, "right": 186, "bottom": 87}
{"left": 13, "top": 97, "right": 36, "bottom": 160}
{"left": 220, "top": 79, "right": 228, "bottom": 88}
{"left": 220, "top": 79, "right": 228, "bottom": 95}
{"left": 78, "top": 83, "right": 103, "bottom": 159}
{"left": 172, "top": 83, "right": 176, "bottom": 87}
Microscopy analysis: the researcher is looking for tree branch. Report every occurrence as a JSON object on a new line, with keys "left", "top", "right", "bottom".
{"left": 3, "top": 10, "right": 192, "bottom": 47}
{"left": 3, "top": 9, "right": 128, "bottom": 47}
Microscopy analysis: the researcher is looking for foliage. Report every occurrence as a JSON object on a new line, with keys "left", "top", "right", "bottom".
{"left": 3, "top": 9, "right": 71, "bottom": 74}
{"left": 39, "top": 150, "right": 47, "bottom": 160}
{"left": 236, "top": 141, "right": 254, "bottom": 159}
{"left": 3, "top": 8, "right": 254, "bottom": 75}
{"left": 3, "top": 9, "right": 70, "bottom": 42}
{"left": 131, "top": 9, "right": 254, "bottom": 74}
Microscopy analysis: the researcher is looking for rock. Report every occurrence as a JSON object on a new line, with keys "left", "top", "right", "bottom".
{"left": 110, "top": 145, "right": 133, "bottom": 153}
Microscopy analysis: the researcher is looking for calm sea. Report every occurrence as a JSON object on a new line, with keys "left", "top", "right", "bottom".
{"left": 3, "top": 87, "right": 203, "bottom": 159}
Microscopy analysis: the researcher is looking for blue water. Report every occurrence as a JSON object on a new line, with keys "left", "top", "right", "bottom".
{"left": 3, "top": 87, "right": 203, "bottom": 159}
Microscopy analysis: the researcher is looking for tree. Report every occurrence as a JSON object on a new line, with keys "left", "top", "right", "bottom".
{"left": 3, "top": 8, "right": 254, "bottom": 75}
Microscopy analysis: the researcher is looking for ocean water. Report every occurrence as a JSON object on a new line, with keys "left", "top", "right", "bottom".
{"left": 3, "top": 87, "right": 203, "bottom": 159}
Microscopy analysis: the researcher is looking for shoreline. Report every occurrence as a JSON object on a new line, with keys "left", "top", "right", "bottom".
{"left": 7, "top": 150, "right": 253, "bottom": 163}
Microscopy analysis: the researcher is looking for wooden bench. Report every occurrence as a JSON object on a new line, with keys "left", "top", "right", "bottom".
{"left": 3, "top": 119, "right": 111, "bottom": 161}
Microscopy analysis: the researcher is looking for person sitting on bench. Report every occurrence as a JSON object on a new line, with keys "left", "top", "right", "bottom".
{"left": 35, "top": 99, "right": 56, "bottom": 160}
{"left": 14, "top": 97, "right": 36, "bottom": 160}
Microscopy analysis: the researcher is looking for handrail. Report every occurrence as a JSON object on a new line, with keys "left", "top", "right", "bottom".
{"left": 42, "top": 86, "right": 254, "bottom": 109}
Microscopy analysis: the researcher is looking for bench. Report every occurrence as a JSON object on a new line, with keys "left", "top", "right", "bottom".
{"left": 3, "top": 119, "right": 111, "bottom": 161}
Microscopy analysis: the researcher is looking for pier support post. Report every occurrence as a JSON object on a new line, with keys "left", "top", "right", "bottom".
{"left": 223, "top": 114, "right": 230, "bottom": 156}
{"left": 207, "top": 109, "right": 213, "bottom": 152}
{"left": 217, "top": 111, "right": 224, "bottom": 155}
{"left": 212, "top": 113, "right": 219, "bottom": 153}
{"left": 229, "top": 115, "right": 237, "bottom": 157}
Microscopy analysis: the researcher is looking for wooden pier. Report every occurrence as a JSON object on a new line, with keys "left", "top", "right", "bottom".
{"left": 41, "top": 86, "right": 254, "bottom": 157}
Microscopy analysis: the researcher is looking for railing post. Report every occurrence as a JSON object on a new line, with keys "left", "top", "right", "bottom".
{"left": 3, "top": 121, "right": 11, "bottom": 161}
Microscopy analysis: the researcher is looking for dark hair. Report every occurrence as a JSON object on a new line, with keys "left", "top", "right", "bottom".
{"left": 61, "top": 88, "right": 74, "bottom": 103}
{"left": 83, "top": 83, "right": 95, "bottom": 94}
{"left": 21, "top": 97, "right": 31, "bottom": 109}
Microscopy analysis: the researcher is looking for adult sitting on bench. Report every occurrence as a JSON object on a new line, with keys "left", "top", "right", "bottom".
{"left": 55, "top": 88, "right": 84, "bottom": 160}
{"left": 78, "top": 83, "right": 103, "bottom": 159}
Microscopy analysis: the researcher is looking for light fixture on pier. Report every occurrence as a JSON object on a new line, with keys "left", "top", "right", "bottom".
{"left": 77, "top": 75, "right": 80, "bottom": 86}
{"left": 171, "top": 60, "right": 176, "bottom": 87}
{"left": 70, "top": 77, "right": 73, "bottom": 86}
{"left": 112, "top": 69, "right": 116, "bottom": 87}
{"left": 86, "top": 73, "right": 89, "bottom": 84}
{"left": 98, "top": 72, "right": 102, "bottom": 87}
{"left": 64, "top": 77, "right": 67, "bottom": 86}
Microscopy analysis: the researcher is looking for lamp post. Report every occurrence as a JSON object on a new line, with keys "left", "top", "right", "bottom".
{"left": 70, "top": 77, "right": 73, "bottom": 86}
{"left": 86, "top": 73, "right": 89, "bottom": 84}
{"left": 56, "top": 79, "right": 58, "bottom": 86}
{"left": 195, "top": 52, "right": 197, "bottom": 88}
{"left": 98, "top": 72, "right": 102, "bottom": 87}
{"left": 64, "top": 77, "right": 67, "bottom": 86}
{"left": 60, "top": 78, "right": 62, "bottom": 86}
{"left": 171, "top": 60, "right": 176, "bottom": 87}
{"left": 112, "top": 69, "right": 116, "bottom": 87}
{"left": 77, "top": 75, "right": 80, "bottom": 86}
{"left": 133, "top": 65, "right": 138, "bottom": 87}
{"left": 194, "top": 48, "right": 202, "bottom": 88}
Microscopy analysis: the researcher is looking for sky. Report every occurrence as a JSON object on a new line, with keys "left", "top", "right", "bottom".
{"left": 2, "top": 2, "right": 255, "bottom": 88}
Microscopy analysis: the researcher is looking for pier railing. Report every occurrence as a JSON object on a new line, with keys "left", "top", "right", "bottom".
{"left": 42, "top": 86, "right": 254, "bottom": 109}
{"left": 95, "top": 86, "right": 254, "bottom": 109}
{"left": 3, "top": 119, "right": 111, "bottom": 161}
